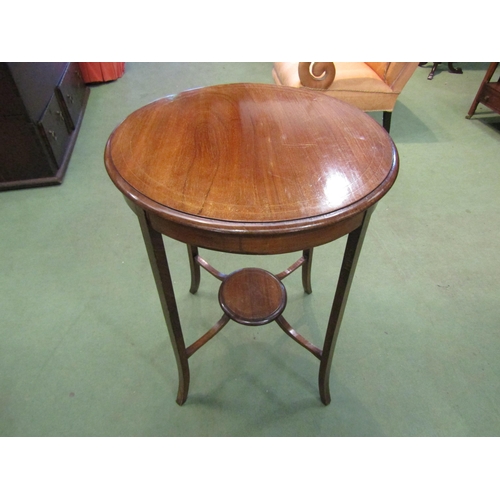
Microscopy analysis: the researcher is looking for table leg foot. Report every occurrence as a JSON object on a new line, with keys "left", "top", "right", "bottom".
{"left": 319, "top": 377, "right": 331, "bottom": 406}
{"left": 176, "top": 378, "right": 190, "bottom": 406}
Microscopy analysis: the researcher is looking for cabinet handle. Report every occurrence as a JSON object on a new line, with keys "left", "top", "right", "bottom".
{"left": 66, "top": 94, "right": 74, "bottom": 104}
{"left": 48, "top": 130, "right": 57, "bottom": 141}
{"left": 56, "top": 111, "right": 65, "bottom": 121}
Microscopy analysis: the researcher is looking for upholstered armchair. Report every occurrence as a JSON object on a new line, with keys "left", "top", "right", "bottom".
{"left": 272, "top": 62, "right": 419, "bottom": 132}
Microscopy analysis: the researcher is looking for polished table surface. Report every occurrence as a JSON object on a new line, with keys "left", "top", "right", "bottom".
{"left": 105, "top": 83, "right": 398, "bottom": 405}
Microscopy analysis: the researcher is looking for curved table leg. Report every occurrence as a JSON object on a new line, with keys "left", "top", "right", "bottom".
{"left": 319, "top": 207, "right": 375, "bottom": 405}
{"left": 137, "top": 209, "right": 190, "bottom": 405}
{"left": 187, "top": 244, "right": 201, "bottom": 294}
{"left": 302, "top": 248, "right": 314, "bottom": 294}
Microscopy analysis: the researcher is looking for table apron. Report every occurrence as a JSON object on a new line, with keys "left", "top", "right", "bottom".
{"left": 145, "top": 211, "right": 366, "bottom": 255}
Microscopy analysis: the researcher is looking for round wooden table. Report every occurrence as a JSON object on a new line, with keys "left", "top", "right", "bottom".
{"left": 105, "top": 83, "right": 398, "bottom": 406}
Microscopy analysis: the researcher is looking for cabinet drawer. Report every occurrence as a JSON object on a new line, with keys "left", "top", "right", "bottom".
{"left": 56, "top": 62, "right": 87, "bottom": 130}
{"left": 38, "top": 93, "right": 71, "bottom": 167}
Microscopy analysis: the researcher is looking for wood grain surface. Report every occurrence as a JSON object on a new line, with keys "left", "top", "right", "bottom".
{"left": 105, "top": 83, "right": 397, "bottom": 225}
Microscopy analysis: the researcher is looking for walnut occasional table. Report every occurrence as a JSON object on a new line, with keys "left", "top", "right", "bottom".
{"left": 104, "top": 83, "right": 398, "bottom": 406}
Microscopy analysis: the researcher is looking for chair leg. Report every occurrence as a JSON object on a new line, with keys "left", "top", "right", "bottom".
{"left": 383, "top": 111, "right": 392, "bottom": 133}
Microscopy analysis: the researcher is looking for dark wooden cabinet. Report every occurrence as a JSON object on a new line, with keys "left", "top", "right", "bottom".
{"left": 0, "top": 62, "right": 89, "bottom": 191}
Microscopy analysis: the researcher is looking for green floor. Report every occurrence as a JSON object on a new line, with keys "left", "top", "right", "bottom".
{"left": 1, "top": 62, "right": 499, "bottom": 436}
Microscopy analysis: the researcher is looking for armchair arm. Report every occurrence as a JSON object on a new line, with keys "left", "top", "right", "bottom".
{"left": 298, "top": 62, "right": 336, "bottom": 89}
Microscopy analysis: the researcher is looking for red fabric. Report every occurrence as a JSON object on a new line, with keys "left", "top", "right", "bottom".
{"left": 78, "top": 63, "right": 125, "bottom": 83}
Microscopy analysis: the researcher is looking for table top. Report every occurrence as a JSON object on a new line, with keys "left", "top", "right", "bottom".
{"left": 105, "top": 83, "right": 398, "bottom": 251}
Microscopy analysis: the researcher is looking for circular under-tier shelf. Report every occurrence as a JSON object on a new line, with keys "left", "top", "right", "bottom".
{"left": 219, "top": 268, "right": 286, "bottom": 326}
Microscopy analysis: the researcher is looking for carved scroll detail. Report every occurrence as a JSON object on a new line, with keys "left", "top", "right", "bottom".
{"left": 298, "top": 62, "right": 336, "bottom": 89}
